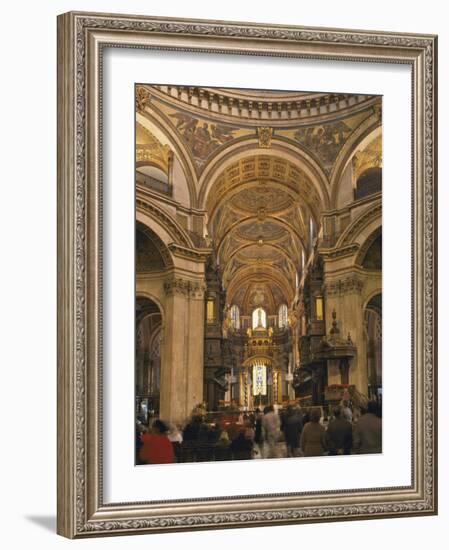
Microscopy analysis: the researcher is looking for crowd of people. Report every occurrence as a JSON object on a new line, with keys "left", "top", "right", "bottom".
{"left": 136, "top": 400, "right": 382, "bottom": 465}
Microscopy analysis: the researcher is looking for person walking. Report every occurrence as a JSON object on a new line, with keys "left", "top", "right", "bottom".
{"left": 262, "top": 406, "right": 281, "bottom": 458}
{"left": 341, "top": 400, "right": 353, "bottom": 423}
{"left": 353, "top": 401, "right": 382, "bottom": 454}
{"left": 284, "top": 406, "right": 304, "bottom": 457}
{"left": 139, "top": 419, "right": 175, "bottom": 464}
{"left": 300, "top": 408, "right": 327, "bottom": 457}
{"left": 326, "top": 406, "right": 353, "bottom": 455}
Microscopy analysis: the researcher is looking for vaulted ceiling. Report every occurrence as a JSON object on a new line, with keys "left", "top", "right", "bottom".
{"left": 206, "top": 154, "right": 315, "bottom": 311}
{"left": 136, "top": 84, "right": 382, "bottom": 316}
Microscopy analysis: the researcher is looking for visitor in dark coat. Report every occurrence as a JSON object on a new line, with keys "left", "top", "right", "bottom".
{"left": 326, "top": 406, "right": 353, "bottom": 455}
{"left": 284, "top": 407, "right": 304, "bottom": 457}
{"left": 353, "top": 401, "right": 382, "bottom": 454}
{"left": 230, "top": 429, "right": 254, "bottom": 460}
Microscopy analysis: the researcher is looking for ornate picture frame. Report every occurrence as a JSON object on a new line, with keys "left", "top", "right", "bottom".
{"left": 57, "top": 11, "right": 437, "bottom": 538}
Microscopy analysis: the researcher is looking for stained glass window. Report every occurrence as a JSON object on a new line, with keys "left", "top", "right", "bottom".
{"left": 230, "top": 304, "right": 240, "bottom": 329}
{"left": 278, "top": 304, "right": 288, "bottom": 328}
{"left": 252, "top": 362, "right": 267, "bottom": 396}
{"left": 252, "top": 307, "right": 266, "bottom": 329}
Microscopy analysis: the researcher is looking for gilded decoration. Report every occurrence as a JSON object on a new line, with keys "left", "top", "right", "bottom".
{"left": 135, "top": 85, "right": 151, "bottom": 113}
{"left": 150, "top": 84, "right": 379, "bottom": 127}
{"left": 206, "top": 155, "right": 318, "bottom": 217}
{"left": 236, "top": 220, "right": 287, "bottom": 242}
{"left": 136, "top": 123, "right": 172, "bottom": 173}
{"left": 258, "top": 127, "right": 273, "bottom": 148}
{"left": 352, "top": 134, "right": 383, "bottom": 181}
{"left": 277, "top": 105, "right": 378, "bottom": 174}
{"left": 57, "top": 12, "right": 436, "bottom": 537}
{"left": 152, "top": 98, "right": 254, "bottom": 170}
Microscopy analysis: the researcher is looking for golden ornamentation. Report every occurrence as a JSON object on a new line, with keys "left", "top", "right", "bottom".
{"left": 257, "top": 127, "right": 273, "bottom": 148}
{"left": 136, "top": 124, "right": 172, "bottom": 173}
{"left": 352, "top": 135, "right": 382, "bottom": 181}
{"left": 135, "top": 86, "right": 151, "bottom": 112}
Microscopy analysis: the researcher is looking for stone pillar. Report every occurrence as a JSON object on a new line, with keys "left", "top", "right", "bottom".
{"left": 186, "top": 281, "right": 206, "bottom": 415}
{"left": 324, "top": 273, "right": 368, "bottom": 395}
{"left": 159, "top": 274, "right": 206, "bottom": 424}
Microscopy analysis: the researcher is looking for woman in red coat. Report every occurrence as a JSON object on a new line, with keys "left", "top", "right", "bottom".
{"left": 139, "top": 419, "right": 174, "bottom": 464}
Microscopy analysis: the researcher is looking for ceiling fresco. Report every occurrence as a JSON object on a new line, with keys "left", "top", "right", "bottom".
{"left": 236, "top": 220, "right": 288, "bottom": 242}
{"left": 277, "top": 109, "right": 374, "bottom": 175}
{"left": 146, "top": 90, "right": 380, "bottom": 178}
{"left": 153, "top": 98, "right": 254, "bottom": 171}
{"left": 136, "top": 85, "right": 382, "bottom": 317}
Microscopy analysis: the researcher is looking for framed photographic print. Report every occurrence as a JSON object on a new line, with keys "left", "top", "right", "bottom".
{"left": 57, "top": 11, "right": 438, "bottom": 538}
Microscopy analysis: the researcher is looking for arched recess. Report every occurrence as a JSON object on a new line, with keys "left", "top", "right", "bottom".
{"left": 198, "top": 138, "right": 331, "bottom": 215}
{"left": 135, "top": 220, "right": 173, "bottom": 425}
{"left": 336, "top": 201, "right": 382, "bottom": 250}
{"left": 136, "top": 198, "right": 195, "bottom": 252}
{"left": 330, "top": 122, "right": 382, "bottom": 209}
{"left": 364, "top": 292, "right": 382, "bottom": 400}
{"left": 136, "top": 221, "right": 174, "bottom": 270}
{"left": 137, "top": 109, "right": 197, "bottom": 208}
{"left": 355, "top": 226, "right": 382, "bottom": 269}
{"left": 243, "top": 354, "right": 273, "bottom": 367}
{"left": 135, "top": 295, "right": 163, "bottom": 419}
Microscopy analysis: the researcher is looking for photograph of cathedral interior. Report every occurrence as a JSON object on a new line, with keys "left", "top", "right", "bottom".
{"left": 135, "top": 84, "right": 382, "bottom": 465}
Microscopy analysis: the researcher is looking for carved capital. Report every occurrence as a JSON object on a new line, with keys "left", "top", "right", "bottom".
{"left": 164, "top": 276, "right": 206, "bottom": 299}
{"left": 163, "top": 276, "right": 190, "bottom": 297}
{"left": 189, "top": 281, "right": 207, "bottom": 300}
{"left": 325, "top": 276, "right": 364, "bottom": 297}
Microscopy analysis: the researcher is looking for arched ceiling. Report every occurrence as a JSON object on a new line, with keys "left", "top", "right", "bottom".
{"left": 206, "top": 154, "right": 311, "bottom": 308}
{"left": 135, "top": 85, "right": 382, "bottom": 316}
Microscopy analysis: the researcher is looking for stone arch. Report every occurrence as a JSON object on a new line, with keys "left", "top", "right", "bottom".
{"left": 363, "top": 290, "right": 382, "bottom": 314}
{"left": 198, "top": 138, "right": 330, "bottom": 214}
{"left": 330, "top": 121, "right": 382, "bottom": 209}
{"left": 336, "top": 201, "right": 382, "bottom": 249}
{"left": 136, "top": 198, "right": 194, "bottom": 251}
{"left": 137, "top": 109, "right": 197, "bottom": 208}
{"left": 135, "top": 294, "right": 164, "bottom": 415}
{"left": 136, "top": 221, "right": 174, "bottom": 270}
{"left": 363, "top": 291, "right": 382, "bottom": 399}
{"left": 243, "top": 354, "right": 274, "bottom": 367}
{"left": 136, "top": 290, "right": 166, "bottom": 323}
{"left": 355, "top": 226, "right": 382, "bottom": 268}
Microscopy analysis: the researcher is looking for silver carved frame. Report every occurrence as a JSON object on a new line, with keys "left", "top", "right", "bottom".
{"left": 57, "top": 11, "right": 438, "bottom": 538}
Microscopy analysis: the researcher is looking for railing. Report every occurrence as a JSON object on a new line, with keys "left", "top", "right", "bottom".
{"left": 136, "top": 171, "right": 172, "bottom": 196}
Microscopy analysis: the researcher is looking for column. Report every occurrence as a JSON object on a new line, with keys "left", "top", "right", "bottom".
{"left": 159, "top": 274, "right": 206, "bottom": 424}
{"left": 186, "top": 281, "right": 206, "bottom": 416}
{"left": 324, "top": 273, "right": 368, "bottom": 395}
